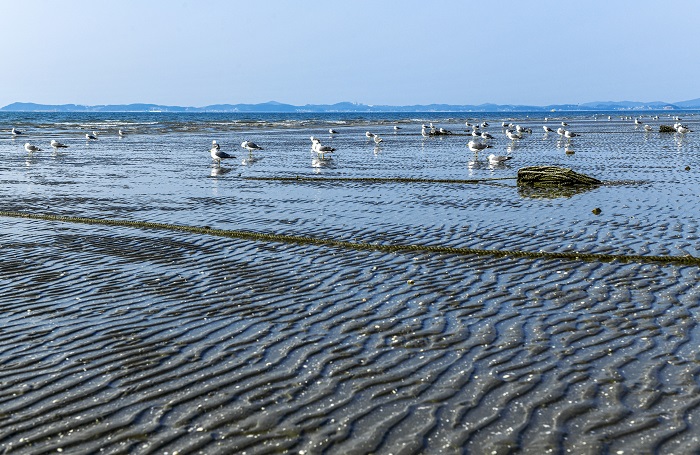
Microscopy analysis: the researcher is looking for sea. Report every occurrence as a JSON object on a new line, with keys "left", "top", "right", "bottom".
{"left": 0, "top": 110, "right": 699, "bottom": 454}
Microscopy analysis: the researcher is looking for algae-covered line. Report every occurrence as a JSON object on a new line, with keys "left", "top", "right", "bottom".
{"left": 243, "top": 176, "right": 517, "bottom": 185}
{"left": 1, "top": 210, "right": 698, "bottom": 266}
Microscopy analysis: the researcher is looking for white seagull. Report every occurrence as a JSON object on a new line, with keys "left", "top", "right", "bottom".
{"left": 677, "top": 125, "right": 692, "bottom": 134}
{"left": 310, "top": 137, "right": 336, "bottom": 160}
{"left": 393, "top": 125, "right": 401, "bottom": 130}
{"left": 556, "top": 127, "right": 566, "bottom": 137}
{"left": 543, "top": 125, "right": 554, "bottom": 133}
{"left": 24, "top": 142, "right": 41, "bottom": 153}
{"left": 118, "top": 129, "right": 125, "bottom": 137}
{"left": 506, "top": 130, "right": 522, "bottom": 140}
{"left": 50, "top": 140, "right": 69, "bottom": 150}
{"left": 210, "top": 143, "right": 234, "bottom": 165}
{"left": 329, "top": 129, "right": 338, "bottom": 135}
{"left": 488, "top": 153, "right": 512, "bottom": 164}
{"left": 643, "top": 124, "right": 653, "bottom": 132}
{"left": 11, "top": 127, "right": 22, "bottom": 136}
{"left": 564, "top": 130, "right": 579, "bottom": 139}
{"left": 86, "top": 131, "right": 98, "bottom": 140}
{"left": 373, "top": 135, "right": 383, "bottom": 144}
{"left": 468, "top": 140, "right": 492, "bottom": 152}
{"left": 365, "top": 131, "right": 375, "bottom": 139}
{"left": 480, "top": 131, "right": 494, "bottom": 139}
{"left": 241, "top": 140, "right": 264, "bottom": 153}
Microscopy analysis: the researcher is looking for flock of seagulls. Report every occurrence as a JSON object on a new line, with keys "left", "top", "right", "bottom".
{"left": 9, "top": 114, "right": 695, "bottom": 170}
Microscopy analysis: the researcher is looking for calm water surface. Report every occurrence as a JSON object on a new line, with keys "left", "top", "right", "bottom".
{"left": 0, "top": 111, "right": 699, "bottom": 454}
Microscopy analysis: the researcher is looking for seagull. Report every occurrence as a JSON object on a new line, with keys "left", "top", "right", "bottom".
{"left": 329, "top": 129, "right": 338, "bottom": 134}
{"left": 50, "top": 140, "right": 69, "bottom": 150}
{"left": 480, "top": 131, "right": 494, "bottom": 139}
{"left": 481, "top": 122, "right": 489, "bottom": 128}
{"left": 468, "top": 140, "right": 492, "bottom": 152}
{"left": 561, "top": 121, "right": 568, "bottom": 127}
{"left": 24, "top": 142, "right": 41, "bottom": 153}
{"left": 543, "top": 125, "right": 554, "bottom": 133}
{"left": 365, "top": 131, "right": 375, "bottom": 139}
{"left": 439, "top": 127, "right": 452, "bottom": 135}
{"left": 11, "top": 127, "right": 22, "bottom": 136}
{"left": 241, "top": 140, "right": 264, "bottom": 153}
{"left": 311, "top": 137, "right": 336, "bottom": 160}
{"left": 634, "top": 118, "right": 642, "bottom": 125}
{"left": 373, "top": 135, "right": 383, "bottom": 144}
{"left": 421, "top": 125, "right": 431, "bottom": 137}
{"left": 210, "top": 144, "right": 234, "bottom": 165}
{"left": 506, "top": 130, "right": 522, "bottom": 140}
{"left": 118, "top": 129, "right": 125, "bottom": 137}
{"left": 393, "top": 125, "right": 401, "bottom": 130}
{"left": 564, "top": 130, "right": 579, "bottom": 139}
{"left": 471, "top": 128, "right": 481, "bottom": 137}
{"left": 556, "top": 127, "right": 566, "bottom": 137}
{"left": 643, "top": 124, "right": 652, "bottom": 132}
{"left": 86, "top": 132, "right": 98, "bottom": 140}
{"left": 677, "top": 125, "right": 692, "bottom": 134}
{"left": 488, "top": 153, "right": 512, "bottom": 164}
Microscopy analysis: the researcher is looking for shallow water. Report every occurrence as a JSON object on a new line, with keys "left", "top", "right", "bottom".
{"left": 1, "top": 111, "right": 700, "bottom": 453}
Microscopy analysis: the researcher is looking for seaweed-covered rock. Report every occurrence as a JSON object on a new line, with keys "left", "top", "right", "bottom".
{"left": 517, "top": 166, "right": 601, "bottom": 186}
{"left": 659, "top": 125, "right": 677, "bottom": 133}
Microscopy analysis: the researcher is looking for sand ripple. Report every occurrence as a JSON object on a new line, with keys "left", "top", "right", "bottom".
{"left": 0, "top": 218, "right": 699, "bottom": 453}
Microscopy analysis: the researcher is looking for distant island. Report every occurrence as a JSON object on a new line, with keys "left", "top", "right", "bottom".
{"left": 2, "top": 99, "right": 700, "bottom": 113}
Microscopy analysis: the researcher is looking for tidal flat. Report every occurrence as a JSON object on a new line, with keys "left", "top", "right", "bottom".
{"left": 0, "top": 111, "right": 699, "bottom": 454}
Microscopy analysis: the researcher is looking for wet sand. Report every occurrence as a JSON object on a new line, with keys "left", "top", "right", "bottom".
{"left": 1, "top": 113, "right": 700, "bottom": 453}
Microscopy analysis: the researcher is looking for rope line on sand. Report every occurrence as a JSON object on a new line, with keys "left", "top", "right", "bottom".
{"left": 0, "top": 211, "right": 698, "bottom": 267}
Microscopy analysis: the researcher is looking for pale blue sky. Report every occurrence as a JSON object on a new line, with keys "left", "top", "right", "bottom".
{"left": 3, "top": 0, "right": 699, "bottom": 107}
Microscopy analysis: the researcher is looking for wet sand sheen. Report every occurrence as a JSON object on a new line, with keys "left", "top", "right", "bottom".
{"left": 1, "top": 220, "right": 700, "bottom": 454}
{"left": 1, "top": 111, "right": 700, "bottom": 453}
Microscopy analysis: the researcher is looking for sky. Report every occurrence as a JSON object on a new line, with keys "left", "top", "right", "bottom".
{"left": 2, "top": 0, "right": 700, "bottom": 107}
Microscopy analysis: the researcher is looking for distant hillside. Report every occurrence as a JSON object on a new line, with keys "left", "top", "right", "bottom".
{"left": 1, "top": 99, "right": 697, "bottom": 113}
{"left": 674, "top": 98, "right": 700, "bottom": 109}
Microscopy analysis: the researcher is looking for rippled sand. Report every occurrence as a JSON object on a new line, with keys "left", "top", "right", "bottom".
{"left": 1, "top": 113, "right": 700, "bottom": 453}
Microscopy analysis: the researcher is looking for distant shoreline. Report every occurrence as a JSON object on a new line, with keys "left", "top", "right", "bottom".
{"left": 2, "top": 99, "right": 699, "bottom": 113}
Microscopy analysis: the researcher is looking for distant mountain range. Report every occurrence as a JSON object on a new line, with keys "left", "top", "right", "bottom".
{"left": 2, "top": 99, "right": 700, "bottom": 113}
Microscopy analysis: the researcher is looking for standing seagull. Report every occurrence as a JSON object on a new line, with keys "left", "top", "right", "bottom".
{"left": 210, "top": 142, "right": 234, "bottom": 166}
{"left": 24, "top": 143, "right": 42, "bottom": 153}
{"left": 373, "top": 135, "right": 383, "bottom": 145}
{"left": 506, "top": 130, "right": 523, "bottom": 141}
{"left": 118, "top": 129, "right": 126, "bottom": 137}
{"left": 329, "top": 129, "right": 338, "bottom": 135}
{"left": 86, "top": 131, "right": 98, "bottom": 140}
{"left": 468, "top": 140, "right": 492, "bottom": 152}
{"left": 241, "top": 140, "right": 264, "bottom": 154}
{"left": 543, "top": 125, "right": 554, "bottom": 133}
{"left": 488, "top": 153, "right": 512, "bottom": 164}
{"left": 11, "top": 127, "right": 23, "bottom": 136}
{"left": 50, "top": 140, "right": 69, "bottom": 150}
